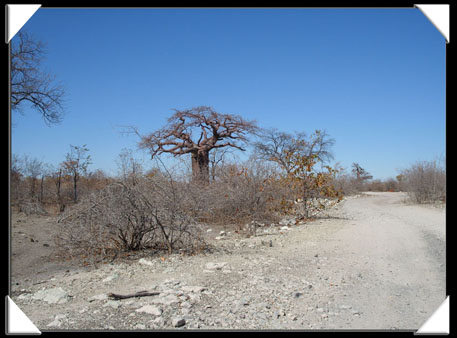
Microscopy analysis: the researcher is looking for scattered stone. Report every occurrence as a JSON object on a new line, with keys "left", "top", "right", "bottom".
{"left": 32, "top": 287, "right": 69, "bottom": 304}
{"left": 102, "top": 273, "right": 119, "bottom": 283}
{"left": 288, "top": 314, "right": 298, "bottom": 321}
{"left": 151, "top": 294, "right": 179, "bottom": 306}
{"left": 204, "top": 262, "right": 228, "bottom": 270}
{"left": 138, "top": 258, "right": 154, "bottom": 266}
{"left": 238, "top": 297, "right": 250, "bottom": 306}
{"left": 47, "top": 314, "right": 66, "bottom": 327}
{"left": 103, "top": 300, "right": 120, "bottom": 309}
{"left": 172, "top": 317, "right": 186, "bottom": 327}
{"left": 181, "top": 286, "right": 206, "bottom": 293}
{"left": 47, "top": 319, "right": 61, "bottom": 327}
{"left": 292, "top": 292, "right": 302, "bottom": 298}
{"left": 136, "top": 305, "right": 162, "bottom": 316}
{"left": 17, "top": 293, "right": 32, "bottom": 300}
{"left": 88, "top": 293, "right": 108, "bottom": 302}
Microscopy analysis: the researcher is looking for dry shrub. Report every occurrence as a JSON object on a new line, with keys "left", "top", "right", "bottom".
{"left": 401, "top": 160, "right": 446, "bottom": 204}
{"left": 17, "top": 200, "right": 48, "bottom": 216}
{"left": 55, "top": 176, "right": 207, "bottom": 262}
{"left": 180, "top": 161, "right": 283, "bottom": 228}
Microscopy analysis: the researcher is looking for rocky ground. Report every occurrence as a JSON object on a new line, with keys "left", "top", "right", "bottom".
{"left": 10, "top": 192, "right": 446, "bottom": 331}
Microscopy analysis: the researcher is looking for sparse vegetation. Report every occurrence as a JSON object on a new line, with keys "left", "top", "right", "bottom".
{"left": 400, "top": 159, "right": 446, "bottom": 204}
{"left": 10, "top": 108, "right": 445, "bottom": 264}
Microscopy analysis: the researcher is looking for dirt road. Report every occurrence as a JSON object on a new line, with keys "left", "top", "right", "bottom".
{"left": 11, "top": 192, "right": 446, "bottom": 330}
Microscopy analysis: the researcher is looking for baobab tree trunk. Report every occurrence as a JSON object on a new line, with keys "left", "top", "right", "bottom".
{"left": 191, "top": 151, "right": 210, "bottom": 185}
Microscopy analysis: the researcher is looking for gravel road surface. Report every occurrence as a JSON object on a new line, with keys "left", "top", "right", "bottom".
{"left": 11, "top": 192, "right": 446, "bottom": 331}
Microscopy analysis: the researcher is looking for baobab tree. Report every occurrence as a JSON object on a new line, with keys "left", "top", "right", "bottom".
{"left": 351, "top": 163, "right": 373, "bottom": 181}
{"left": 136, "top": 106, "right": 258, "bottom": 185}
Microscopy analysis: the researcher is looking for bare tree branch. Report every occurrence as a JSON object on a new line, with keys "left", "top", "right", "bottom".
{"left": 11, "top": 30, "right": 65, "bottom": 125}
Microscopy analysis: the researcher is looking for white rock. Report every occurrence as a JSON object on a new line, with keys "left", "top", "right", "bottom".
{"left": 88, "top": 293, "right": 108, "bottom": 302}
{"left": 136, "top": 305, "right": 162, "bottom": 316}
{"left": 152, "top": 316, "right": 166, "bottom": 326}
{"left": 103, "top": 300, "right": 120, "bottom": 309}
{"left": 32, "top": 287, "right": 68, "bottom": 304}
{"left": 102, "top": 273, "right": 119, "bottom": 283}
{"left": 204, "top": 262, "right": 228, "bottom": 270}
{"left": 17, "top": 293, "right": 31, "bottom": 300}
{"left": 47, "top": 319, "right": 62, "bottom": 327}
{"left": 151, "top": 294, "right": 179, "bottom": 306}
{"left": 47, "top": 314, "right": 66, "bottom": 327}
{"left": 138, "top": 258, "right": 154, "bottom": 266}
{"left": 181, "top": 286, "right": 206, "bottom": 293}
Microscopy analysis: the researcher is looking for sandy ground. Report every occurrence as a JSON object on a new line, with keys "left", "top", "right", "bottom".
{"left": 9, "top": 192, "right": 446, "bottom": 331}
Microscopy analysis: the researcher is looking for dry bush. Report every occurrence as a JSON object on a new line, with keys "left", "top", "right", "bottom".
{"left": 331, "top": 172, "right": 360, "bottom": 195}
{"left": 17, "top": 200, "right": 48, "bottom": 216}
{"left": 401, "top": 160, "right": 446, "bottom": 203}
{"left": 181, "top": 161, "right": 282, "bottom": 228}
{"left": 364, "top": 178, "right": 400, "bottom": 192}
{"left": 55, "top": 176, "right": 207, "bottom": 262}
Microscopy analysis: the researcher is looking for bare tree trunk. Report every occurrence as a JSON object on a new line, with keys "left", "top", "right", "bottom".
{"left": 73, "top": 173, "right": 78, "bottom": 203}
{"left": 40, "top": 176, "right": 45, "bottom": 203}
{"left": 191, "top": 151, "right": 210, "bottom": 185}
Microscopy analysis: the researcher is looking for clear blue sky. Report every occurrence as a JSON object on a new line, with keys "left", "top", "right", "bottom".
{"left": 11, "top": 8, "right": 446, "bottom": 180}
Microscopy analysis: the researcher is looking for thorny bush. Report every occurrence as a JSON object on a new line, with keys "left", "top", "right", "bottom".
{"left": 55, "top": 176, "right": 207, "bottom": 263}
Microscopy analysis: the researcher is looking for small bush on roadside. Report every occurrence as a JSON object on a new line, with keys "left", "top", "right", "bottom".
{"left": 400, "top": 160, "right": 445, "bottom": 204}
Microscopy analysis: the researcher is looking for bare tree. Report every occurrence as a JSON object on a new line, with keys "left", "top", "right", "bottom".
{"left": 62, "top": 145, "right": 91, "bottom": 203}
{"left": 50, "top": 164, "right": 66, "bottom": 212}
{"left": 209, "top": 147, "right": 233, "bottom": 182}
{"left": 254, "top": 129, "right": 335, "bottom": 174}
{"left": 22, "top": 155, "right": 44, "bottom": 200}
{"left": 351, "top": 163, "right": 373, "bottom": 181}
{"left": 38, "top": 162, "right": 51, "bottom": 203}
{"left": 115, "top": 148, "right": 143, "bottom": 185}
{"left": 136, "top": 106, "right": 258, "bottom": 185}
{"left": 11, "top": 154, "right": 25, "bottom": 204}
{"left": 10, "top": 30, "right": 65, "bottom": 125}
